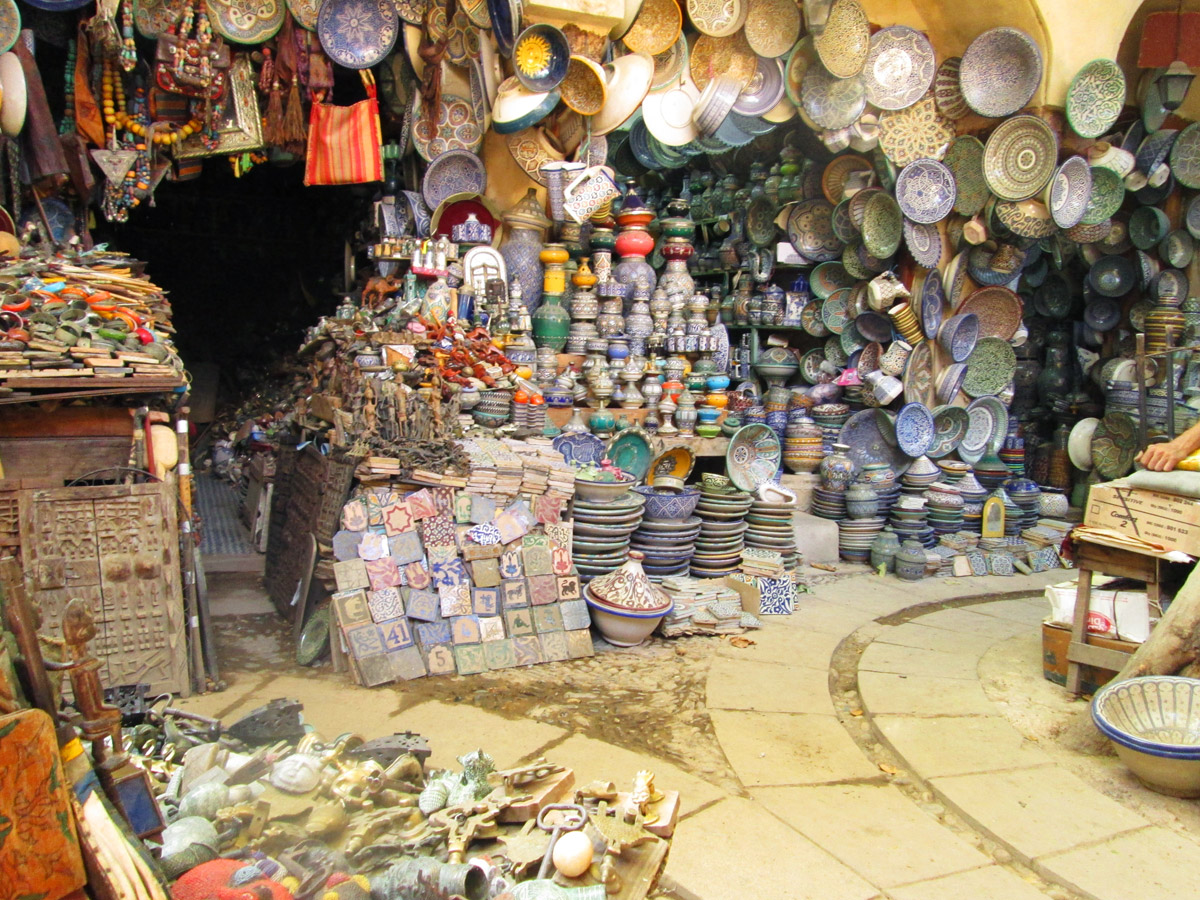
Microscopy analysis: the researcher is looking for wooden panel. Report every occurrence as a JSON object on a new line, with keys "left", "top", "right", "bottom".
{"left": 0, "top": 436, "right": 132, "bottom": 484}
{"left": 0, "top": 406, "right": 133, "bottom": 437}
{"left": 1075, "top": 542, "right": 1160, "bottom": 582}
{"left": 1067, "top": 640, "right": 1133, "bottom": 673}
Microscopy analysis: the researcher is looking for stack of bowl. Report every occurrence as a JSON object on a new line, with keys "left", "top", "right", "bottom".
{"left": 745, "top": 498, "right": 799, "bottom": 569}
{"left": 630, "top": 485, "right": 702, "bottom": 582}
{"left": 1005, "top": 478, "right": 1042, "bottom": 530}
{"left": 923, "top": 483, "right": 964, "bottom": 536}
{"left": 691, "top": 480, "right": 753, "bottom": 577}
{"left": 999, "top": 439, "right": 1026, "bottom": 476}
{"left": 958, "top": 470, "right": 987, "bottom": 532}
{"left": 811, "top": 403, "right": 851, "bottom": 453}
{"left": 583, "top": 552, "right": 673, "bottom": 647}
{"left": 571, "top": 476, "right": 644, "bottom": 582}
{"left": 838, "top": 516, "right": 887, "bottom": 562}
{"left": 889, "top": 494, "right": 933, "bottom": 547}
{"left": 783, "top": 414, "right": 824, "bottom": 473}
{"left": 812, "top": 486, "right": 848, "bottom": 521}
{"left": 887, "top": 302, "right": 924, "bottom": 345}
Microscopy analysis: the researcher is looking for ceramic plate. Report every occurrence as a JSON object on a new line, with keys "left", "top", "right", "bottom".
{"left": 959, "top": 26, "right": 1043, "bottom": 118}
{"left": 904, "top": 218, "right": 942, "bottom": 267}
{"left": 642, "top": 78, "right": 700, "bottom": 146}
{"left": 727, "top": 424, "right": 782, "bottom": 491}
{"left": 734, "top": 57, "right": 787, "bottom": 116}
{"left": 744, "top": 0, "right": 800, "bottom": 58}
{"left": 133, "top": 0, "right": 174, "bottom": 37}
{"left": 1067, "top": 58, "right": 1125, "bottom": 139}
{"left": 513, "top": 24, "right": 570, "bottom": 92}
{"left": 624, "top": 0, "right": 681, "bottom": 55}
{"left": 878, "top": 96, "right": 955, "bottom": 168}
{"left": 963, "top": 397, "right": 1008, "bottom": 458}
{"left": 983, "top": 114, "right": 1057, "bottom": 201}
{"left": 1136, "top": 128, "right": 1177, "bottom": 174}
{"left": 801, "top": 301, "right": 831, "bottom": 336}
{"left": 822, "top": 154, "right": 873, "bottom": 203}
{"left": 918, "top": 268, "right": 946, "bottom": 338}
{"left": 1047, "top": 155, "right": 1092, "bottom": 229}
{"left": 1067, "top": 416, "right": 1099, "bottom": 470}
{"left": 821, "top": 289, "right": 852, "bottom": 334}
{"left": 894, "top": 401, "right": 935, "bottom": 457}
{"left": 1091, "top": 412, "right": 1137, "bottom": 479}
{"left": 962, "top": 337, "right": 1016, "bottom": 398}
{"left": 943, "top": 136, "right": 988, "bottom": 216}
{"left": 1081, "top": 165, "right": 1125, "bottom": 225}
{"left": 1083, "top": 297, "right": 1121, "bottom": 331}
{"left": 933, "top": 56, "right": 969, "bottom": 119}
{"left": 208, "top": 0, "right": 284, "bottom": 42}
{"left": 811, "top": 261, "right": 856, "bottom": 299}
{"left": 861, "top": 191, "right": 902, "bottom": 259}
{"left": 787, "top": 198, "right": 843, "bottom": 263}
{"left": 421, "top": 149, "right": 486, "bottom": 212}
{"left": 801, "top": 63, "right": 866, "bottom": 130}
{"left": 927, "top": 405, "right": 969, "bottom": 458}
{"left": 605, "top": 428, "right": 654, "bottom": 481}
{"left": 957, "top": 285, "right": 1022, "bottom": 339}
{"left": 894, "top": 158, "right": 956, "bottom": 224}
{"left": 687, "top": 0, "right": 746, "bottom": 37}
{"left": 648, "top": 446, "right": 696, "bottom": 485}
{"left": 839, "top": 408, "right": 911, "bottom": 474}
{"left": 318, "top": 0, "right": 398, "bottom": 68}
{"left": 486, "top": 0, "right": 519, "bottom": 55}
{"left": 1170, "top": 121, "right": 1200, "bottom": 190}
{"left": 552, "top": 432, "right": 607, "bottom": 466}
{"left": 861, "top": 25, "right": 935, "bottom": 110}
{"left": 690, "top": 32, "right": 757, "bottom": 91}
{"left": 411, "top": 92, "right": 483, "bottom": 160}
{"left": 814, "top": 0, "right": 870, "bottom": 79}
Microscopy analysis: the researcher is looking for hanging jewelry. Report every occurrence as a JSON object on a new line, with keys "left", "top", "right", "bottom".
{"left": 60, "top": 39, "right": 77, "bottom": 135}
{"left": 120, "top": 0, "right": 138, "bottom": 72}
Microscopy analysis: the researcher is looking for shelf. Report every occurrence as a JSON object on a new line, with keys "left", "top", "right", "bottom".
{"left": 725, "top": 324, "right": 810, "bottom": 332}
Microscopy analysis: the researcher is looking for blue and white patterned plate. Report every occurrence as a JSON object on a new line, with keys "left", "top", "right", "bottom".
{"left": 894, "top": 401, "right": 935, "bottom": 458}
{"left": 421, "top": 150, "right": 487, "bottom": 211}
{"left": 904, "top": 218, "right": 942, "bottom": 268}
{"left": 959, "top": 26, "right": 1043, "bottom": 118}
{"left": 918, "top": 267, "right": 946, "bottom": 339}
{"left": 894, "top": 157, "right": 955, "bottom": 224}
{"left": 552, "top": 433, "right": 606, "bottom": 467}
{"left": 318, "top": 0, "right": 398, "bottom": 69}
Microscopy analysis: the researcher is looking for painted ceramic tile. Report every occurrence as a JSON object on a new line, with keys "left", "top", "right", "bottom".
{"left": 407, "top": 488, "right": 438, "bottom": 519}
{"left": 372, "top": 487, "right": 400, "bottom": 507}
{"left": 427, "top": 544, "right": 457, "bottom": 566}
{"left": 471, "top": 558, "right": 502, "bottom": 588}
{"left": 383, "top": 500, "right": 417, "bottom": 536}
{"left": 533, "top": 603, "right": 564, "bottom": 633}
{"left": 405, "top": 588, "right": 441, "bottom": 622}
{"left": 388, "top": 530, "right": 425, "bottom": 565}
{"left": 499, "top": 548, "right": 524, "bottom": 579}
{"left": 757, "top": 575, "right": 796, "bottom": 615}
{"left": 379, "top": 618, "right": 414, "bottom": 651}
{"left": 463, "top": 539, "right": 503, "bottom": 561}
{"left": 502, "top": 578, "right": 530, "bottom": 608}
{"left": 987, "top": 553, "right": 1014, "bottom": 576}
{"left": 357, "top": 531, "right": 390, "bottom": 561}
{"left": 416, "top": 620, "right": 453, "bottom": 649}
{"left": 1029, "top": 545, "right": 1060, "bottom": 572}
{"left": 507, "top": 499, "right": 536, "bottom": 529}
{"left": 342, "top": 499, "right": 369, "bottom": 531}
{"left": 363, "top": 492, "right": 386, "bottom": 527}
{"left": 505, "top": 607, "right": 535, "bottom": 636}
{"left": 551, "top": 546, "right": 572, "bottom": 576}
{"left": 421, "top": 515, "right": 457, "bottom": 547}
{"left": 440, "top": 583, "right": 472, "bottom": 617}
{"left": 484, "top": 638, "right": 518, "bottom": 669}
{"left": 523, "top": 545, "right": 553, "bottom": 577}
{"left": 333, "top": 529, "right": 365, "bottom": 561}
{"left": 334, "top": 558, "right": 371, "bottom": 592}
{"left": 388, "top": 645, "right": 427, "bottom": 680}
{"left": 473, "top": 586, "right": 500, "bottom": 615}
{"left": 345, "top": 622, "right": 386, "bottom": 658}
{"left": 479, "top": 615, "right": 506, "bottom": 641}
{"left": 566, "top": 629, "right": 595, "bottom": 658}
{"left": 454, "top": 643, "right": 488, "bottom": 675}
{"left": 430, "top": 486, "right": 456, "bottom": 516}
{"left": 451, "top": 614, "right": 482, "bottom": 644}
{"left": 545, "top": 522, "right": 572, "bottom": 553}
{"left": 368, "top": 586, "right": 405, "bottom": 622}
{"left": 433, "top": 557, "right": 468, "bottom": 589}
{"left": 470, "top": 494, "right": 496, "bottom": 524}
{"left": 966, "top": 550, "right": 987, "bottom": 576}
{"left": 495, "top": 511, "right": 529, "bottom": 544}
{"left": 356, "top": 652, "right": 396, "bottom": 686}
{"left": 366, "top": 557, "right": 402, "bottom": 591}
{"left": 528, "top": 574, "right": 558, "bottom": 606}
{"left": 454, "top": 491, "right": 474, "bottom": 524}
{"left": 559, "top": 598, "right": 590, "bottom": 630}
{"left": 405, "top": 561, "right": 432, "bottom": 590}
{"left": 424, "top": 642, "right": 457, "bottom": 675}
{"left": 535, "top": 492, "right": 564, "bottom": 524}
{"left": 540, "top": 630, "right": 570, "bottom": 662}
{"left": 467, "top": 522, "right": 503, "bottom": 545}
{"left": 512, "top": 635, "right": 544, "bottom": 666}
{"left": 557, "top": 575, "right": 581, "bottom": 602}
{"left": 333, "top": 588, "right": 371, "bottom": 626}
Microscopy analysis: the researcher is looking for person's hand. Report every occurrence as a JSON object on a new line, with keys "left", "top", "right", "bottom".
{"left": 1136, "top": 441, "right": 1189, "bottom": 472}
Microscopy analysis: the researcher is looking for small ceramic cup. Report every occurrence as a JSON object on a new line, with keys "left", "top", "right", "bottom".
{"left": 879, "top": 340, "right": 912, "bottom": 376}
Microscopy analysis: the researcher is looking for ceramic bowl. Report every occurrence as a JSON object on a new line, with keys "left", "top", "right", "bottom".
{"left": 1067, "top": 417, "right": 1099, "bottom": 470}
{"left": 584, "top": 590, "right": 671, "bottom": 647}
{"left": 633, "top": 485, "right": 701, "bottom": 521}
{"left": 574, "top": 474, "right": 637, "bottom": 502}
{"left": 491, "top": 76, "right": 561, "bottom": 133}
{"left": 1088, "top": 255, "right": 1137, "bottom": 298}
{"left": 512, "top": 24, "right": 570, "bottom": 92}
{"left": 936, "top": 313, "right": 979, "bottom": 362}
{"left": 1092, "top": 676, "right": 1200, "bottom": 797}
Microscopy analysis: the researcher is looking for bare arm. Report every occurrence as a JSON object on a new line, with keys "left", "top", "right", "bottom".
{"left": 1136, "top": 420, "right": 1200, "bottom": 471}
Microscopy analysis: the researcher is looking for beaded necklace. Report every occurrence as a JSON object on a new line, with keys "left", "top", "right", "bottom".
{"left": 60, "top": 39, "right": 76, "bottom": 135}
{"left": 102, "top": 58, "right": 203, "bottom": 145}
{"left": 99, "top": 60, "right": 152, "bottom": 222}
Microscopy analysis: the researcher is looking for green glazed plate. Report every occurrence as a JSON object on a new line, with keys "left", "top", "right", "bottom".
{"left": 605, "top": 427, "right": 653, "bottom": 482}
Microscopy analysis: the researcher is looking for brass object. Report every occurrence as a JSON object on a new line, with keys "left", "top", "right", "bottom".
{"left": 177, "top": 56, "right": 264, "bottom": 159}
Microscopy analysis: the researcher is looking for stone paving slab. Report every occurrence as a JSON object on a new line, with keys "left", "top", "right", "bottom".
{"left": 716, "top": 625, "right": 843, "bottom": 670}
{"left": 960, "top": 598, "right": 1049, "bottom": 624}
{"left": 666, "top": 797, "right": 881, "bottom": 900}
{"left": 792, "top": 598, "right": 879, "bottom": 635}
{"left": 872, "top": 622, "right": 1002, "bottom": 656}
{"left": 873, "top": 715, "right": 1054, "bottom": 778}
{"left": 706, "top": 657, "right": 835, "bottom": 715}
{"left": 857, "top": 671, "right": 995, "bottom": 717}
{"left": 1035, "top": 826, "right": 1200, "bottom": 900}
{"left": 858, "top": 642, "right": 982, "bottom": 680}
{"left": 809, "top": 578, "right": 929, "bottom": 617}
{"left": 886, "top": 865, "right": 1056, "bottom": 900}
{"left": 930, "top": 766, "right": 1149, "bottom": 863}
{"left": 545, "top": 734, "right": 727, "bottom": 817}
{"left": 710, "top": 710, "right": 881, "bottom": 787}
{"left": 752, "top": 783, "right": 991, "bottom": 889}
{"left": 908, "top": 607, "right": 1032, "bottom": 638}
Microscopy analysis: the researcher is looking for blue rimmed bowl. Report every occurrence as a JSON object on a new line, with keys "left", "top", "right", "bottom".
{"left": 1092, "top": 675, "right": 1200, "bottom": 797}
{"left": 632, "top": 485, "right": 701, "bottom": 521}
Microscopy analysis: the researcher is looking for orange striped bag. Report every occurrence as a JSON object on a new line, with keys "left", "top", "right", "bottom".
{"left": 303, "top": 71, "right": 383, "bottom": 186}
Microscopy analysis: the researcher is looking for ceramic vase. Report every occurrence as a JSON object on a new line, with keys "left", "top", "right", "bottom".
{"left": 499, "top": 189, "right": 551, "bottom": 313}
{"left": 820, "top": 443, "right": 857, "bottom": 491}
{"left": 532, "top": 293, "right": 570, "bottom": 351}
{"left": 870, "top": 530, "right": 901, "bottom": 572}
{"left": 846, "top": 483, "right": 880, "bottom": 519}
{"left": 895, "top": 540, "right": 928, "bottom": 581}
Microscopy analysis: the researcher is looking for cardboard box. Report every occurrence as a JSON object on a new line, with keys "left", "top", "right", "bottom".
{"left": 1085, "top": 483, "right": 1200, "bottom": 555}
{"left": 1041, "top": 623, "right": 1139, "bottom": 694}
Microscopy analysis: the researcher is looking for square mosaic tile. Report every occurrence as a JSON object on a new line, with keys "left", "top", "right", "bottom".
{"left": 540, "top": 630, "right": 570, "bottom": 662}
{"left": 333, "top": 588, "right": 371, "bottom": 627}
{"left": 387, "top": 646, "right": 427, "bottom": 680}
{"left": 504, "top": 607, "right": 535, "bottom": 637}
{"left": 532, "top": 604, "right": 564, "bottom": 633}
{"left": 470, "top": 559, "right": 502, "bottom": 588}
{"left": 416, "top": 621, "right": 452, "bottom": 649}
{"left": 378, "top": 618, "right": 414, "bottom": 651}
{"left": 484, "top": 638, "right": 518, "bottom": 669}
{"left": 566, "top": 630, "right": 595, "bottom": 658}
{"left": 454, "top": 643, "right": 487, "bottom": 675}
{"left": 450, "top": 615, "right": 482, "bottom": 644}
{"left": 388, "top": 530, "right": 425, "bottom": 565}
{"left": 405, "top": 588, "right": 441, "bottom": 622}
{"left": 407, "top": 489, "right": 438, "bottom": 519}
{"left": 356, "top": 653, "right": 395, "bottom": 687}
{"left": 559, "top": 599, "right": 590, "bottom": 631}
{"left": 405, "top": 561, "right": 432, "bottom": 590}
{"left": 383, "top": 500, "right": 416, "bottom": 536}
{"left": 345, "top": 623, "right": 385, "bottom": 658}
{"left": 502, "top": 579, "right": 530, "bottom": 609}
{"left": 479, "top": 616, "right": 506, "bottom": 642}
{"left": 439, "top": 583, "right": 472, "bottom": 617}
{"left": 473, "top": 586, "right": 500, "bottom": 616}
{"left": 557, "top": 576, "right": 581, "bottom": 602}
{"left": 424, "top": 642, "right": 457, "bottom": 675}
{"left": 368, "top": 587, "right": 404, "bottom": 623}
{"left": 366, "top": 557, "right": 402, "bottom": 591}
{"left": 357, "top": 531, "right": 390, "bottom": 561}
{"left": 334, "top": 558, "right": 371, "bottom": 592}
{"left": 513, "top": 635, "right": 543, "bottom": 666}
{"left": 528, "top": 574, "right": 558, "bottom": 606}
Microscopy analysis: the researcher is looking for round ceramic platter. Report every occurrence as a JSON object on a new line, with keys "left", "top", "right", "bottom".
{"left": 1066, "top": 58, "right": 1125, "bottom": 139}
{"left": 918, "top": 267, "right": 946, "bottom": 338}
{"left": 959, "top": 26, "right": 1043, "bottom": 118}
{"left": 1170, "top": 121, "right": 1200, "bottom": 190}
{"left": 687, "top": 0, "right": 746, "bottom": 38}
{"left": 726, "top": 424, "right": 782, "bottom": 491}
{"left": 801, "top": 301, "right": 831, "bottom": 336}
{"left": 1136, "top": 128, "right": 1177, "bottom": 174}
{"left": 903, "top": 218, "right": 942, "bottom": 267}
{"left": 894, "top": 158, "right": 956, "bottom": 224}
{"left": 983, "top": 114, "right": 1057, "bottom": 201}
{"left": 822, "top": 289, "right": 852, "bottom": 333}
{"left": 318, "top": 0, "right": 399, "bottom": 68}
{"left": 1067, "top": 417, "right": 1099, "bottom": 470}
{"left": 787, "top": 198, "right": 843, "bottom": 262}
{"left": 1091, "top": 411, "right": 1137, "bottom": 479}
{"left": 1048, "top": 155, "right": 1092, "bottom": 228}
{"left": 1082, "top": 165, "right": 1125, "bottom": 225}
{"left": 878, "top": 97, "right": 955, "bottom": 168}
{"left": 839, "top": 408, "right": 911, "bottom": 474}
{"left": 811, "top": 261, "right": 856, "bottom": 299}
{"left": 690, "top": 32, "right": 757, "bottom": 92}
{"left": 861, "top": 191, "right": 902, "bottom": 259}
{"left": 623, "top": 0, "right": 681, "bottom": 55}
{"left": 962, "top": 397, "right": 1008, "bottom": 460}
{"left": 735, "top": 57, "right": 787, "bottom": 116}
{"left": 943, "top": 136, "right": 988, "bottom": 216}
{"left": 822, "top": 154, "right": 873, "bottom": 203}
{"left": 605, "top": 429, "right": 653, "bottom": 481}
{"left": 961, "top": 337, "right": 1016, "bottom": 398}
{"left": 513, "top": 25, "right": 570, "bottom": 92}
{"left": 744, "top": 0, "right": 800, "bottom": 58}
{"left": 801, "top": 347, "right": 827, "bottom": 383}
{"left": 995, "top": 199, "right": 1056, "bottom": 239}
{"left": 1083, "top": 297, "right": 1121, "bottom": 331}
{"left": 552, "top": 432, "right": 606, "bottom": 466}
{"left": 208, "top": 0, "right": 285, "bottom": 42}
{"left": 958, "top": 286, "right": 1022, "bottom": 340}
{"left": 651, "top": 36, "right": 688, "bottom": 90}
{"left": 801, "top": 64, "right": 866, "bottom": 131}
{"left": 902, "top": 338, "right": 936, "bottom": 406}
{"left": 927, "top": 405, "right": 969, "bottom": 458}
{"left": 934, "top": 56, "right": 969, "bottom": 119}
{"left": 643, "top": 78, "right": 701, "bottom": 146}
{"left": 421, "top": 150, "right": 486, "bottom": 211}
{"left": 814, "top": 0, "right": 870, "bottom": 79}
{"left": 412, "top": 92, "right": 484, "bottom": 160}
{"left": 861, "top": 25, "right": 935, "bottom": 110}
{"left": 894, "top": 401, "right": 935, "bottom": 457}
